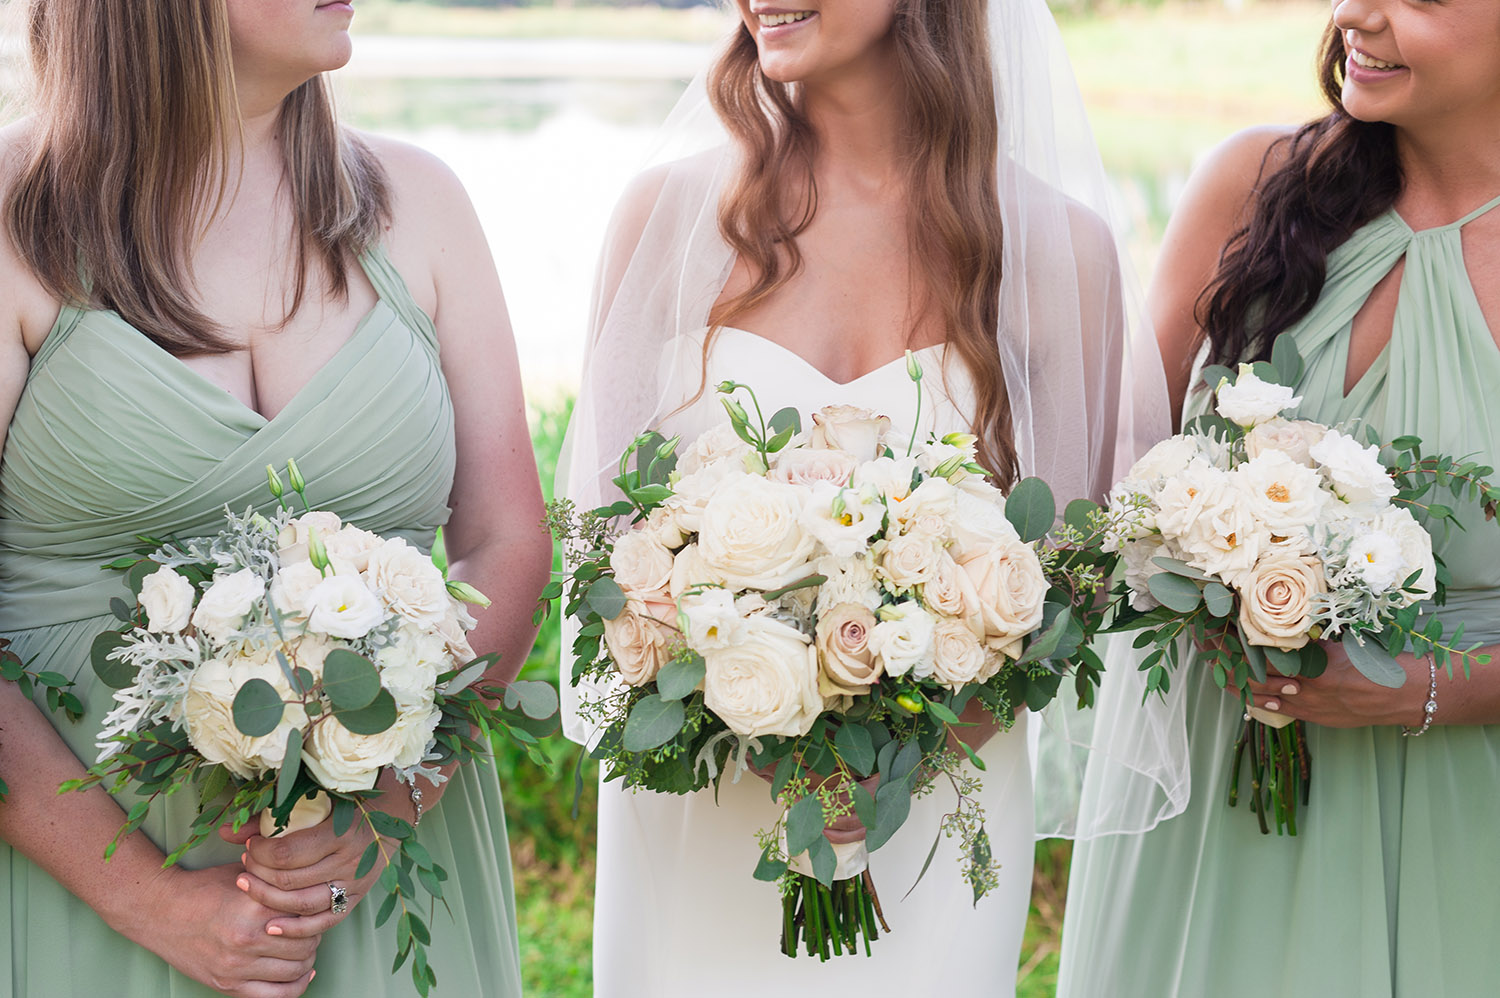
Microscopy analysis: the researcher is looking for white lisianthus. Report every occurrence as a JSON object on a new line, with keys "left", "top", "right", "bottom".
{"left": 432, "top": 602, "right": 478, "bottom": 663}
{"left": 1377, "top": 507, "right": 1436, "bottom": 603}
{"left": 1309, "top": 431, "right": 1398, "bottom": 505}
{"left": 770, "top": 447, "right": 859, "bottom": 490}
{"left": 679, "top": 589, "right": 746, "bottom": 650}
{"left": 852, "top": 455, "right": 920, "bottom": 502}
{"left": 948, "top": 488, "right": 1022, "bottom": 560}
{"left": 677, "top": 422, "right": 756, "bottom": 476}
{"left": 702, "top": 615, "right": 822, "bottom": 738}
{"left": 191, "top": 568, "right": 266, "bottom": 641}
{"left": 800, "top": 483, "right": 886, "bottom": 559}
{"left": 1244, "top": 418, "right": 1327, "bottom": 467}
{"left": 610, "top": 530, "right": 677, "bottom": 597}
{"left": 697, "top": 476, "right": 817, "bottom": 591}
{"left": 304, "top": 574, "right": 386, "bottom": 639}
{"left": 602, "top": 599, "right": 673, "bottom": 686}
{"left": 1345, "top": 530, "right": 1406, "bottom": 593}
{"left": 931, "top": 618, "right": 988, "bottom": 690}
{"left": 1234, "top": 451, "right": 1329, "bottom": 535}
{"left": 1215, "top": 364, "right": 1302, "bottom": 427}
{"left": 875, "top": 532, "right": 942, "bottom": 592}
{"left": 1237, "top": 554, "right": 1326, "bottom": 650}
{"left": 268, "top": 560, "right": 325, "bottom": 619}
{"left": 364, "top": 538, "right": 449, "bottom": 626}
{"left": 1155, "top": 459, "right": 1268, "bottom": 584}
{"left": 809, "top": 405, "right": 891, "bottom": 462}
{"left": 869, "top": 601, "right": 937, "bottom": 679}
{"left": 955, "top": 538, "right": 1048, "bottom": 658}
{"left": 889, "top": 477, "right": 957, "bottom": 537}
{"left": 139, "top": 566, "right": 195, "bottom": 633}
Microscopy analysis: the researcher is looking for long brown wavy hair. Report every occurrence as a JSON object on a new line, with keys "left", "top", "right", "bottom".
{"left": 1198, "top": 22, "right": 1401, "bottom": 367}
{"left": 706, "top": 0, "right": 1016, "bottom": 486}
{"left": 6, "top": 0, "right": 390, "bottom": 354}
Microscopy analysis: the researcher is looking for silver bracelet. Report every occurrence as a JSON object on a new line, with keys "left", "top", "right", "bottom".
{"left": 410, "top": 783, "right": 424, "bottom": 826}
{"left": 1401, "top": 659, "right": 1439, "bottom": 737}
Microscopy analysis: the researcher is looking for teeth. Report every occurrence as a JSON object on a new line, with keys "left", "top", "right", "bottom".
{"left": 759, "top": 10, "right": 812, "bottom": 26}
{"left": 1350, "top": 49, "right": 1403, "bottom": 71}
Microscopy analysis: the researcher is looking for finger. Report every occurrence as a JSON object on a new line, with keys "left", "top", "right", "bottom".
{"left": 245, "top": 829, "right": 345, "bottom": 873}
{"left": 823, "top": 827, "right": 868, "bottom": 846}
{"left": 220, "top": 821, "right": 259, "bottom": 847}
{"left": 237, "top": 967, "right": 317, "bottom": 998}
{"left": 238, "top": 871, "right": 349, "bottom": 919}
{"left": 266, "top": 909, "right": 348, "bottom": 940}
{"left": 243, "top": 849, "right": 353, "bottom": 894}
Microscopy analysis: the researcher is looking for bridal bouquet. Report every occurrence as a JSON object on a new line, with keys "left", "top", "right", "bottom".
{"left": 547, "top": 356, "right": 1114, "bottom": 958}
{"left": 1106, "top": 337, "right": 1496, "bottom": 834}
{"left": 66, "top": 461, "right": 557, "bottom": 996}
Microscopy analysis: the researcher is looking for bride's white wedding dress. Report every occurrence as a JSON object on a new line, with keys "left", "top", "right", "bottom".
{"left": 591, "top": 327, "right": 1032, "bottom": 997}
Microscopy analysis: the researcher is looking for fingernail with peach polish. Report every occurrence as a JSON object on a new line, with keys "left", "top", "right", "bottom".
{"left": 1265, "top": 700, "right": 1280, "bottom": 712}
{"left": 1281, "top": 683, "right": 1298, "bottom": 695}
{"left": 267, "top": 925, "right": 283, "bottom": 936}
{"left": 236, "top": 876, "right": 250, "bottom": 892}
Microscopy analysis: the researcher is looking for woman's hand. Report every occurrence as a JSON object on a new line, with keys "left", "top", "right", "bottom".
{"left": 231, "top": 771, "right": 426, "bottom": 937}
{"left": 129, "top": 862, "right": 320, "bottom": 997}
{"left": 1239, "top": 640, "right": 1430, "bottom": 729}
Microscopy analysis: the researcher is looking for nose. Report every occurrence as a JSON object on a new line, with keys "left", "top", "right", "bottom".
{"left": 1333, "top": 0, "right": 1388, "bottom": 35}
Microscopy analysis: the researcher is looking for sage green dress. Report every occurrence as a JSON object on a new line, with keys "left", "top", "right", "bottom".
{"left": 1059, "top": 198, "right": 1500, "bottom": 997}
{"left": 0, "top": 249, "right": 523, "bottom": 997}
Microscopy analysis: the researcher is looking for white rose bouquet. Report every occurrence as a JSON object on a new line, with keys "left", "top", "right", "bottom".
{"left": 546, "top": 355, "right": 1116, "bottom": 959}
{"left": 1106, "top": 336, "right": 1497, "bottom": 834}
{"left": 64, "top": 461, "right": 558, "bottom": 996}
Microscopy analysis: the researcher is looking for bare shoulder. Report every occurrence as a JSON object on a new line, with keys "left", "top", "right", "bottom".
{"left": 0, "top": 119, "right": 57, "bottom": 354}
{"left": 1175, "top": 125, "right": 1297, "bottom": 237}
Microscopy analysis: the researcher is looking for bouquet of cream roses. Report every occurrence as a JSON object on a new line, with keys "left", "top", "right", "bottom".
{"left": 67, "top": 461, "right": 557, "bottom": 996}
{"left": 1106, "top": 337, "right": 1496, "bottom": 834}
{"left": 547, "top": 357, "right": 1114, "bottom": 959}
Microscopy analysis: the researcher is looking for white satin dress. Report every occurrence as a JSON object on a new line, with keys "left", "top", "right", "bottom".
{"left": 591, "top": 328, "right": 1033, "bottom": 997}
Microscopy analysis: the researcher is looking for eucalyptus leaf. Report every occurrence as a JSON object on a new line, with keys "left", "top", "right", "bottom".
{"left": 1250, "top": 360, "right": 1280, "bottom": 384}
{"left": 322, "top": 649, "right": 382, "bottom": 711}
{"left": 1016, "top": 607, "right": 1071, "bottom": 666}
{"left": 655, "top": 655, "right": 706, "bottom": 702}
{"left": 1151, "top": 557, "right": 1214, "bottom": 582}
{"left": 1203, "top": 581, "right": 1235, "bottom": 618}
{"left": 868, "top": 779, "right": 913, "bottom": 851}
{"left": 274, "top": 728, "right": 303, "bottom": 807}
{"left": 850, "top": 781, "right": 876, "bottom": 830}
{"left": 1004, "top": 477, "right": 1055, "bottom": 543}
{"left": 621, "top": 694, "right": 685, "bottom": 752}
{"left": 585, "top": 577, "right": 628, "bottom": 621}
{"left": 1064, "top": 498, "right": 1102, "bottom": 533}
{"left": 1265, "top": 646, "right": 1303, "bottom": 678}
{"left": 1239, "top": 635, "right": 1268, "bottom": 684}
{"left": 503, "top": 680, "right": 560, "bottom": 720}
{"left": 1200, "top": 363, "right": 1236, "bottom": 393}
{"left": 834, "top": 723, "right": 877, "bottom": 776}
{"left": 334, "top": 688, "right": 398, "bottom": 735}
{"left": 1147, "top": 572, "right": 1204, "bottom": 613}
{"left": 752, "top": 845, "right": 788, "bottom": 882}
{"left": 768, "top": 406, "right": 802, "bottom": 437}
{"left": 90, "top": 631, "right": 136, "bottom": 689}
{"left": 808, "top": 836, "right": 837, "bottom": 887}
{"left": 785, "top": 793, "right": 825, "bottom": 856}
{"left": 231, "top": 678, "right": 286, "bottom": 738}
{"left": 904, "top": 829, "right": 944, "bottom": 901}
{"left": 1271, "top": 334, "right": 1306, "bottom": 387}
{"left": 1342, "top": 634, "right": 1407, "bottom": 689}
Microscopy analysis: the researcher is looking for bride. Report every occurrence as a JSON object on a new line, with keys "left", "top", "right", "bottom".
{"left": 562, "top": 0, "right": 1167, "bottom": 992}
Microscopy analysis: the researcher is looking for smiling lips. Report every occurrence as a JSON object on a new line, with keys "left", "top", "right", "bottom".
{"left": 1349, "top": 48, "right": 1405, "bottom": 72}
{"left": 757, "top": 10, "right": 814, "bottom": 27}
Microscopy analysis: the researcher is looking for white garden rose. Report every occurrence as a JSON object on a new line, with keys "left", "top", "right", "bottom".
{"left": 1237, "top": 554, "right": 1326, "bottom": 650}
{"left": 800, "top": 483, "right": 885, "bottom": 559}
{"left": 679, "top": 589, "right": 746, "bottom": 650}
{"left": 1309, "top": 430, "right": 1398, "bottom": 505}
{"left": 948, "top": 488, "right": 1022, "bottom": 560}
{"left": 852, "top": 456, "right": 920, "bottom": 502}
{"left": 869, "top": 601, "right": 937, "bottom": 679}
{"left": 639, "top": 505, "right": 686, "bottom": 550}
{"left": 922, "top": 550, "right": 971, "bottom": 620}
{"left": 809, "top": 405, "right": 890, "bottom": 462}
{"left": 668, "top": 543, "right": 723, "bottom": 599}
{"left": 702, "top": 615, "right": 823, "bottom": 738}
{"left": 277, "top": 510, "right": 343, "bottom": 565}
{"left": 375, "top": 626, "right": 447, "bottom": 708}
{"left": 191, "top": 568, "right": 266, "bottom": 641}
{"left": 268, "top": 560, "right": 325, "bottom": 619}
{"left": 432, "top": 602, "right": 478, "bottom": 663}
{"left": 875, "top": 532, "right": 942, "bottom": 591}
{"left": 1155, "top": 459, "right": 1268, "bottom": 584}
{"left": 697, "top": 476, "right": 817, "bottom": 590}
{"left": 602, "top": 599, "right": 673, "bottom": 686}
{"left": 677, "top": 422, "right": 756, "bottom": 476}
{"left": 665, "top": 461, "right": 741, "bottom": 535}
{"left": 956, "top": 538, "right": 1047, "bottom": 658}
{"left": 1126, "top": 435, "right": 1213, "bottom": 485}
{"left": 889, "top": 477, "right": 957, "bottom": 537}
{"left": 140, "top": 566, "right": 195, "bottom": 633}
{"left": 283, "top": 632, "right": 340, "bottom": 683}
{"left": 610, "top": 530, "right": 677, "bottom": 597}
{"left": 304, "top": 574, "right": 386, "bottom": 639}
{"left": 322, "top": 525, "right": 384, "bottom": 575}
{"left": 302, "top": 703, "right": 436, "bottom": 792}
{"left": 1244, "top": 418, "right": 1327, "bottom": 467}
{"left": 770, "top": 447, "right": 859, "bottom": 490}
{"left": 364, "top": 538, "right": 449, "bottom": 626}
{"left": 815, "top": 603, "right": 882, "bottom": 697}
{"left": 1214, "top": 364, "right": 1302, "bottom": 427}
{"left": 931, "top": 618, "right": 988, "bottom": 689}
{"left": 1234, "top": 450, "right": 1329, "bottom": 535}
{"left": 181, "top": 657, "right": 262, "bottom": 779}
{"left": 1376, "top": 506, "right": 1436, "bottom": 603}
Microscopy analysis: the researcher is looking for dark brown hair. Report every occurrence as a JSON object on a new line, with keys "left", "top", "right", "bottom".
{"left": 6, "top": 0, "right": 390, "bottom": 354}
{"left": 1198, "top": 21, "right": 1400, "bottom": 367}
{"left": 705, "top": 0, "right": 1017, "bottom": 485}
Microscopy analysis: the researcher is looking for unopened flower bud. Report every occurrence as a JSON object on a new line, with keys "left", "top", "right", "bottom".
{"left": 266, "top": 465, "right": 285, "bottom": 499}
{"left": 446, "top": 580, "right": 492, "bottom": 607}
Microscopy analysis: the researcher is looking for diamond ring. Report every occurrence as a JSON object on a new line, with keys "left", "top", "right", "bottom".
{"left": 329, "top": 882, "right": 349, "bottom": 915}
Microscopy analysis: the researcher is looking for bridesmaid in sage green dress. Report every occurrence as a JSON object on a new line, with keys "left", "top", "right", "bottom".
{"left": 1061, "top": 4, "right": 1500, "bottom": 996}
{"left": 0, "top": 2, "right": 549, "bottom": 996}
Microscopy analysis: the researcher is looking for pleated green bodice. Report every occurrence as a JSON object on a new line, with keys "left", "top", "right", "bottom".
{"left": 0, "top": 248, "right": 521, "bottom": 997}
{"left": 1060, "top": 197, "right": 1500, "bottom": 998}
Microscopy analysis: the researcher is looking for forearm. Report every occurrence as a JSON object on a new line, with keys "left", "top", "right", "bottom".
{"left": 1430, "top": 642, "right": 1500, "bottom": 727}
{"left": 0, "top": 682, "right": 170, "bottom": 939}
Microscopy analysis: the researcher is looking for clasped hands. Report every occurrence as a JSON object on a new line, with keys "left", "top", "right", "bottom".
{"left": 1234, "top": 639, "right": 1431, "bottom": 729}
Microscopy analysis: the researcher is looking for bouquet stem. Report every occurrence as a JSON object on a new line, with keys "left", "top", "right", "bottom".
{"left": 1228, "top": 718, "right": 1311, "bottom": 835}
{"left": 780, "top": 871, "right": 890, "bottom": 959}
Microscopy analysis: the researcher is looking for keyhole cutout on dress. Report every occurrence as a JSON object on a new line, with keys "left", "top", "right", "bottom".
{"left": 1344, "top": 256, "right": 1405, "bottom": 398}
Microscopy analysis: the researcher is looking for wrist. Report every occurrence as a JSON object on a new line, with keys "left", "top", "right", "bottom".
{"left": 1400, "top": 658, "right": 1439, "bottom": 736}
{"left": 101, "top": 860, "right": 185, "bottom": 946}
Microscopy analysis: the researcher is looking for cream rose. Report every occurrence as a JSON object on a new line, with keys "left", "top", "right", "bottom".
{"left": 277, "top": 510, "right": 343, "bottom": 565}
{"left": 875, "top": 533, "right": 942, "bottom": 592}
{"left": 610, "top": 530, "right": 677, "bottom": 597}
{"left": 809, "top": 405, "right": 890, "bottom": 462}
{"left": 813, "top": 554, "right": 882, "bottom": 615}
{"left": 639, "top": 505, "right": 686, "bottom": 550}
{"left": 923, "top": 550, "right": 971, "bottom": 619}
{"left": 1245, "top": 418, "right": 1327, "bottom": 467}
{"left": 1237, "top": 554, "right": 1326, "bottom": 650}
{"left": 869, "top": 601, "right": 937, "bottom": 679}
{"left": 1214, "top": 364, "right": 1303, "bottom": 427}
{"left": 957, "top": 539, "right": 1047, "bottom": 658}
{"left": 322, "top": 525, "right": 384, "bottom": 575}
{"left": 364, "top": 538, "right": 449, "bottom": 626}
{"left": 375, "top": 626, "right": 447, "bottom": 708}
{"left": 948, "top": 489, "right": 1022, "bottom": 560}
{"left": 191, "top": 568, "right": 265, "bottom": 641}
{"left": 1309, "top": 431, "right": 1398, "bottom": 505}
{"left": 702, "top": 615, "right": 822, "bottom": 738}
{"left": 665, "top": 461, "right": 740, "bottom": 535}
{"left": 302, "top": 705, "right": 435, "bottom": 793}
{"left": 770, "top": 447, "right": 859, "bottom": 490}
{"left": 931, "top": 618, "right": 988, "bottom": 689}
{"left": 697, "top": 476, "right": 816, "bottom": 590}
{"left": 677, "top": 422, "right": 756, "bottom": 476}
{"left": 815, "top": 603, "right": 882, "bottom": 696}
{"left": 304, "top": 574, "right": 386, "bottom": 639}
{"left": 603, "top": 599, "right": 673, "bottom": 686}
{"left": 668, "top": 542, "right": 723, "bottom": 599}
{"left": 268, "top": 560, "right": 325, "bottom": 619}
{"left": 890, "top": 477, "right": 958, "bottom": 538}
{"left": 140, "top": 566, "right": 195, "bottom": 633}
{"left": 183, "top": 652, "right": 309, "bottom": 778}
